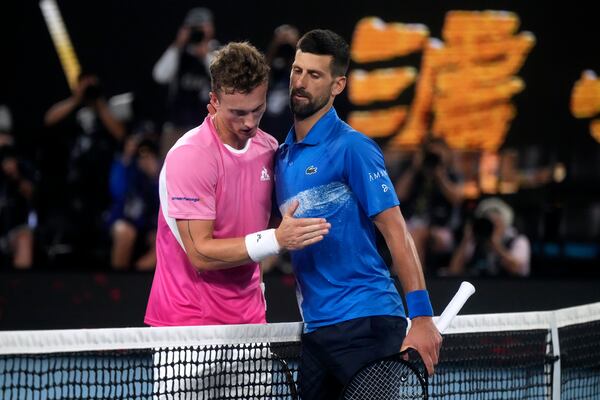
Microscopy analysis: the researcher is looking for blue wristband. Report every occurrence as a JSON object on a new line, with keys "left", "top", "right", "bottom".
{"left": 406, "top": 290, "right": 434, "bottom": 319}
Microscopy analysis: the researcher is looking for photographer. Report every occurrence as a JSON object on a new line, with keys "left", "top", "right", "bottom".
{"left": 261, "top": 24, "right": 299, "bottom": 144}
{"left": 44, "top": 73, "right": 126, "bottom": 141}
{"left": 43, "top": 73, "right": 126, "bottom": 267}
{"left": 395, "top": 136, "right": 463, "bottom": 272}
{"left": 447, "top": 197, "right": 531, "bottom": 277}
{"left": 0, "top": 113, "right": 35, "bottom": 269}
{"left": 153, "top": 7, "right": 218, "bottom": 156}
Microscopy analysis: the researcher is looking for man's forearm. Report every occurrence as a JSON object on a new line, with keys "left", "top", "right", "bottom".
{"left": 491, "top": 240, "right": 524, "bottom": 276}
{"left": 44, "top": 97, "right": 79, "bottom": 126}
{"left": 395, "top": 169, "right": 416, "bottom": 201}
{"left": 95, "top": 100, "right": 126, "bottom": 141}
{"left": 390, "top": 227, "right": 427, "bottom": 294}
{"left": 447, "top": 238, "right": 469, "bottom": 276}
{"left": 374, "top": 208, "right": 426, "bottom": 294}
{"left": 178, "top": 219, "right": 283, "bottom": 272}
{"left": 436, "top": 173, "right": 463, "bottom": 205}
{"left": 187, "top": 236, "right": 254, "bottom": 271}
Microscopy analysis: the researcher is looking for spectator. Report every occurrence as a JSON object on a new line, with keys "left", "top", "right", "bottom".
{"left": 260, "top": 25, "right": 300, "bottom": 275}
{"left": 261, "top": 24, "right": 299, "bottom": 144}
{"left": 0, "top": 106, "right": 36, "bottom": 269}
{"left": 447, "top": 197, "right": 531, "bottom": 277}
{"left": 395, "top": 136, "right": 463, "bottom": 272}
{"left": 153, "top": 7, "right": 218, "bottom": 157}
{"left": 43, "top": 73, "right": 126, "bottom": 266}
{"left": 109, "top": 132, "right": 160, "bottom": 270}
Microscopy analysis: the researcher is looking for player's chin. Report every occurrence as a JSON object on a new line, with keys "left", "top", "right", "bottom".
{"left": 239, "top": 128, "right": 257, "bottom": 138}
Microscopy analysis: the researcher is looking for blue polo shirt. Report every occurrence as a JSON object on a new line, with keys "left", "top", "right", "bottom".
{"left": 275, "top": 107, "right": 405, "bottom": 331}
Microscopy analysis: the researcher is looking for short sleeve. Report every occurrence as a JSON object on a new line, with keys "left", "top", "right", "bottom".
{"left": 509, "top": 235, "right": 531, "bottom": 277}
{"left": 165, "top": 144, "right": 218, "bottom": 220}
{"left": 344, "top": 133, "right": 400, "bottom": 218}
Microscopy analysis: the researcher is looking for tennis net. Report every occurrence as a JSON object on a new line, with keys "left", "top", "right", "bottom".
{"left": 0, "top": 302, "right": 599, "bottom": 399}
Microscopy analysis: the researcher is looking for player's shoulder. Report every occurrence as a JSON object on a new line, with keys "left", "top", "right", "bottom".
{"left": 165, "top": 126, "right": 218, "bottom": 164}
{"left": 336, "top": 121, "right": 379, "bottom": 150}
{"left": 253, "top": 128, "right": 279, "bottom": 152}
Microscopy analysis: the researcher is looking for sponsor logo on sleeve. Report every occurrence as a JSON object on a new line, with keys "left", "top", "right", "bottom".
{"left": 171, "top": 196, "right": 200, "bottom": 202}
{"left": 368, "top": 169, "right": 389, "bottom": 182}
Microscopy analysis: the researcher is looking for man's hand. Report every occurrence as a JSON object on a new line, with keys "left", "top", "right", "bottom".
{"left": 489, "top": 214, "right": 506, "bottom": 248}
{"left": 1, "top": 157, "right": 20, "bottom": 181}
{"left": 275, "top": 200, "right": 330, "bottom": 250}
{"left": 174, "top": 26, "right": 191, "bottom": 49}
{"left": 73, "top": 75, "right": 99, "bottom": 103}
{"left": 433, "top": 165, "right": 446, "bottom": 183}
{"left": 411, "top": 149, "right": 424, "bottom": 170}
{"left": 400, "top": 316, "right": 442, "bottom": 376}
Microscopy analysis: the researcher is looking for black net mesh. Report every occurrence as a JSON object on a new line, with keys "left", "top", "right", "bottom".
{"left": 0, "top": 342, "right": 300, "bottom": 399}
{"left": 430, "top": 329, "right": 553, "bottom": 399}
{"left": 559, "top": 319, "right": 600, "bottom": 400}
{"left": 0, "top": 350, "right": 154, "bottom": 399}
{"left": 2, "top": 309, "right": 600, "bottom": 400}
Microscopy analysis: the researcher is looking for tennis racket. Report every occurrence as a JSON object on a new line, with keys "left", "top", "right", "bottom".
{"left": 269, "top": 349, "right": 300, "bottom": 400}
{"left": 341, "top": 281, "right": 476, "bottom": 400}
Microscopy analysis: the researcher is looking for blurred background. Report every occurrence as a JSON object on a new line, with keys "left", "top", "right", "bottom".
{"left": 1, "top": 0, "right": 599, "bottom": 329}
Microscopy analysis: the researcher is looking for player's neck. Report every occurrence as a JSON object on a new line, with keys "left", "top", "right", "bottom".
{"left": 294, "top": 103, "right": 333, "bottom": 143}
{"left": 212, "top": 115, "right": 248, "bottom": 150}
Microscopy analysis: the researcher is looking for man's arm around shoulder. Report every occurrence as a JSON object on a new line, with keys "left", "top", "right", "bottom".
{"left": 176, "top": 201, "right": 331, "bottom": 272}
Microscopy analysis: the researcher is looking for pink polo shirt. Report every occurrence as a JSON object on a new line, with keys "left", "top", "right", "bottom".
{"left": 145, "top": 116, "right": 278, "bottom": 326}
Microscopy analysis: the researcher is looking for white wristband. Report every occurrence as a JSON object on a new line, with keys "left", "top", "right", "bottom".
{"left": 245, "top": 229, "right": 280, "bottom": 262}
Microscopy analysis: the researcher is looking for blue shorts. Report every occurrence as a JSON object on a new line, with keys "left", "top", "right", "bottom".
{"left": 300, "top": 315, "right": 407, "bottom": 400}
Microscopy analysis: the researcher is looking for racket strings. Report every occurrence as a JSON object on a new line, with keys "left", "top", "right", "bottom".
{"left": 343, "top": 359, "right": 427, "bottom": 399}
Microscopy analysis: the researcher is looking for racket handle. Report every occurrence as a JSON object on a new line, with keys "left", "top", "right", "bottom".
{"left": 434, "top": 281, "right": 475, "bottom": 334}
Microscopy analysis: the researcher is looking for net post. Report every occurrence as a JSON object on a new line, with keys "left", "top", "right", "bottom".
{"left": 550, "top": 311, "right": 561, "bottom": 400}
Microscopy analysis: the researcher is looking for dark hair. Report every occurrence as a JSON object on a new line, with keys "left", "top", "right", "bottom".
{"left": 297, "top": 29, "right": 350, "bottom": 77}
{"left": 210, "top": 42, "right": 270, "bottom": 95}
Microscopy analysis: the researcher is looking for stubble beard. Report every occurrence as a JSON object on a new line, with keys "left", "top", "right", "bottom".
{"left": 289, "top": 89, "right": 330, "bottom": 120}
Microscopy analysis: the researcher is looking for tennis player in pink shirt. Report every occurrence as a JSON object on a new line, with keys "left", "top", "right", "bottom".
{"left": 145, "top": 42, "right": 330, "bottom": 327}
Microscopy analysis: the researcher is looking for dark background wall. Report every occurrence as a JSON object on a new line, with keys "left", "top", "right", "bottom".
{"left": 1, "top": 272, "right": 599, "bottom": 330}
{"left": 2, "top": 0, "right": 600, "bottom": 155}
{"left": 1, "top": 1, "right": 599, "bottom": 329}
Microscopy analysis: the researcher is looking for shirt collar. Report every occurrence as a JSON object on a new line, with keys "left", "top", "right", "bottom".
{"left": 282, "top": 107, "right": 338, "bottom": 149}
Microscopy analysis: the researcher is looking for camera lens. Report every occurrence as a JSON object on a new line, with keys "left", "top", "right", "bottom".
{"left": 472, "top": 217, "right": 494, "bottom": 241}
{"left": 189, "top": 28, "right": 205, "bottom": 44}
{"left": 423, "top": 151, "right": 441, "bottom": 168}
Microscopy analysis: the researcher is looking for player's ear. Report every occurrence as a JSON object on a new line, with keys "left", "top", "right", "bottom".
{"left": 209, "top": 91, "right": 220, "bottom": 112}
{"left": 332, "top": 76, "right": 346, "bottom": 96}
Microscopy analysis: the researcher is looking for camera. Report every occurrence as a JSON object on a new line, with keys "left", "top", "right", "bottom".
{"left": 423, "top": 150, "right": 442, "bottom": 169}
{"left": 189, "top": 28, "right": 205, "bottom": 44}
{"left": 83, "top": 82, "right": 102, "bottom": 101}
{"left": 472, "top": 216, "right": 495, "bottom": 242}
{"left": 0, "top": 144, "right": 16, "bottom": 163}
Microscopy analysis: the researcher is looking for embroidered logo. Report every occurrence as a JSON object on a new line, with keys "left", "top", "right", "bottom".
{"left": 381, "top": 184, "right": 390, "bottom": 193}
{"left": 260, "top": 167, "right": 271, "bottom": 181}
{"left": 305, "top": 165, "right": 318, "bottom": 175}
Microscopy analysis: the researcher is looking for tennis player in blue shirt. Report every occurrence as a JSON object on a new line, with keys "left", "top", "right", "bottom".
{"left": 274, "top": 29, "right": 442, "bottom": 399}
